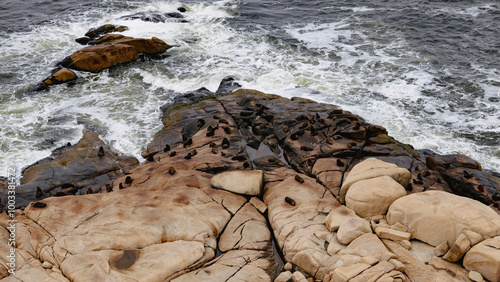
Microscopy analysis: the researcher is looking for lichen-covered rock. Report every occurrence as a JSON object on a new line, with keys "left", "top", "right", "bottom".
{"left": 387, "top": 191, "right": 500, "bottom": 247}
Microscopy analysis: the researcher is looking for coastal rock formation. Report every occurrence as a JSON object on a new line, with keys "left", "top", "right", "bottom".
{"left": 1, "top": 89, "right": 500, "bottom": 281}
{"left": 0, "top": 130, "right": 138, "bottom": 208}
{"left": 60, "top": 37, "right": 171, "bottom": 73}
{"left": 36, "top": 24, "right": 173, "bottom": 90}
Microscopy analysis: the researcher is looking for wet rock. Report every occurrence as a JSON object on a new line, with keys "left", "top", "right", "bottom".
{"left": 211, "top": 170, "right": 264, "bottom": 196}
{"left": 120, "top": 12, "right": 188, "bottom": 23}
{"left": 215, "top": 75, "right": 241, "bottom": 95}
{"left": 60, "top": 37, "right": 171, "bottom": 73}
{"left": 36, "top": 67, "right": 77, "bottom": 90}
{"left": 84, "top": 24, "right": 128, "bottom": 39}
{"left": 387, "top": 191, "right": 500, "bottom": 247}
{"left": 0, "top": 130, "right": 138, "bottom": 208}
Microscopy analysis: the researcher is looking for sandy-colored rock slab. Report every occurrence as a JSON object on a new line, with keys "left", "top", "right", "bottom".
{"left": 463, "top": 236, "right": 500, "bottom": 282}
{"left": 211, "top": 170, "right": 264, "bottom": 196}
{"left": 387, "top": 191, "right": 500, "bottom": 247}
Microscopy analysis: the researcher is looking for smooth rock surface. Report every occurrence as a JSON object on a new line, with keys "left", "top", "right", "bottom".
{"left": 463, "top": 236, "right": 500, "bottom": 282}
{"left": 340, "top": 158, "right": 411, "bottom": 203}
{"left": 345, "top": 175, "right": 407, "bottom": 218}
{"left": 211, "top": 170, "right": 264, "bottom": 196}
{"left": 387, "top": 190, "right": 500, "bottom": 247}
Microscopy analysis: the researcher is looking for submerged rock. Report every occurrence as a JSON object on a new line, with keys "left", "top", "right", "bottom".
{"left": 120, "top": 11, "right": 188, "bottom": 23}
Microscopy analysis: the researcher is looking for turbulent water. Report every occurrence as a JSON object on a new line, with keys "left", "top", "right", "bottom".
{"left": 1, "top": 0, "right": 499, "bottom": 176}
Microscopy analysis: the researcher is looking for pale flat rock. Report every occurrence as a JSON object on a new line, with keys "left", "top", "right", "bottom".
{"left": 409, "top": 240, "right": 435, "bottom": 263}
{"left": 211, "top": 170, "right": 264, "bottom": 196}
{"left": 337, "top": 217, "right": 372, "bottom": 245}
{"left": 343, "top": 233, "right": 395, "bottom": 262}
{"left": 332, "top": 263, "right": 371, "bottom": 282}
{"left": 219, "top": 203, "right": 271, "bottom": 252}
{"left": 346, "top": 175, "right": 407, "bottom": 218}
{"left": 387, "top": 191, "right": 500, "bottom": 247}
{"left": 60, "top": 241, "right": 205, "bottom": 281}
{"left": 325, "top": 205, "right": 357, "bottom": 232}
{"left": 463, "top": 236, "right": 500, "bottom": 282}
{"left": 348, "top": 261, "right": 395, "bottom": 282}
{"left": 468, "top": 270, "right": 484, "bottom": 282}
{"left": 382, "top": 239, "right": 441, "bottom": 282}
{"left": 427, "top": 257, "right": 471, "bottom": 282}
{"left": 172, "top": 250, "right": 274, "bottom": 282}
{"left": 340, "top": 159, "right": 411, "bottom": 203}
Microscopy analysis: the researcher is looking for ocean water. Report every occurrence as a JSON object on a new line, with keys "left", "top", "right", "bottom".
{"left": 1, "top": 0, "right": 499, "bottom": 176}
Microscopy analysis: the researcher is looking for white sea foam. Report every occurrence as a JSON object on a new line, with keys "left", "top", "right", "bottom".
{"left": 0, "top": 0, "right": 499, "bottom": 176}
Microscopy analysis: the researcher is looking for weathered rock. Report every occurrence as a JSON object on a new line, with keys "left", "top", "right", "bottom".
{"left": 211, "top": 170, "right": 264, "bottom": 196}
{"left": 442, "top": 233, "right": 471, "bottom": 262}
{"left": 463, "top": 236, "right": 500, "bottom": 282}
{"left": 426, "top": 154, "right": 500, "bottom": 207}
{"left": 60, "top": 43, "right": 139, "bottom": 72}
{"left": 60, "top": 37, "right": 171, "bottom": 73}
{"left": 0, "top": 130, "right": 138, "bottom": 208}
{"left": 275, "top": 271, "right": 293, "bottom": 282}
{"left": 325, "top": 205, "right": 357, "bottom": 232}
{"left": 172, "top": 250, "right": 275, "bottom": 281}
{"left": 340, "top": 158, "right": 411, "bottom": 204}
{"left": 218, "top": 203, "right": 271, "bottom": 252}
{"left": 345, "top": 175, "right": 407, "bottom": 218}
{"left": 36, "top": 67, "right": 78, "bottom": 90}
{"left": 387, "top": 191, "right": 500, "bottom": 247}
{"left": 337, "top": 217, "right": 372, "bottom": 245}
{"left": 84, "top": 24, "right": 128, "bottom": 39}
{"left": 375, "top": 227, "right": 411, "bottom": 242}
{"left": 120, "top": 11, "right": 188, "bottom": 23}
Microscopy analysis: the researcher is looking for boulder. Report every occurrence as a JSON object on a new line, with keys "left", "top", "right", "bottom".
{"left": 36, "top": 67, "right": 77, "bottom": 90}
{"left": 387, "top": 191, "right": 500, "bottom": 247}
{"left": 60, "top": 43, "right": 139, "bottom": 72}
{"left": 211, "top": 170, "right": 264, "bottom": 196}
{"left": 325, "top": 205, "right": 357, "bottom": 232}
{"left": 119, "top": 12, "right": 188, "bottom": 23}
{"left": 345, "top": 175, "right": 407, "bottom": 218}
{"left": 337, "top": 217, "right": 372, "bottom": 245}
{"left": 463, "top": 236, "right": 500, "bottom": 282}
{"left": 340, "top": 158, "right": 411, "bottom": 203}
{"left": 60, "top": 37, "right": 171, "bottom": 73}
{"left": 0, "top": 130, "right": 138, "bottom": 208}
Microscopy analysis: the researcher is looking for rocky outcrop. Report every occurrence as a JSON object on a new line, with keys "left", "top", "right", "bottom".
{"left": 60, "top": 36, "right": 171, "bottom": 73}
{"left": 36, "top": 24, "right": 173, "bottom": 90}
{"left": 2, "top": 89, "right": 500, "bottom": 281}
{"left": 0, "top": 130, "right": 138, "bottom": 209}
{"left": 120, "top": 11, "right": 188, "bottom": 23}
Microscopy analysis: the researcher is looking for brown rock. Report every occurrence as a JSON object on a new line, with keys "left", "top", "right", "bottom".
{"left": 211, "top": 170, "right": 264, "bottom": 196}
{"left": 42, "top": 67, "right": 77, "bottom": 86}
{"left": 60, "top": 43, "right": 139, "bottom": 72}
